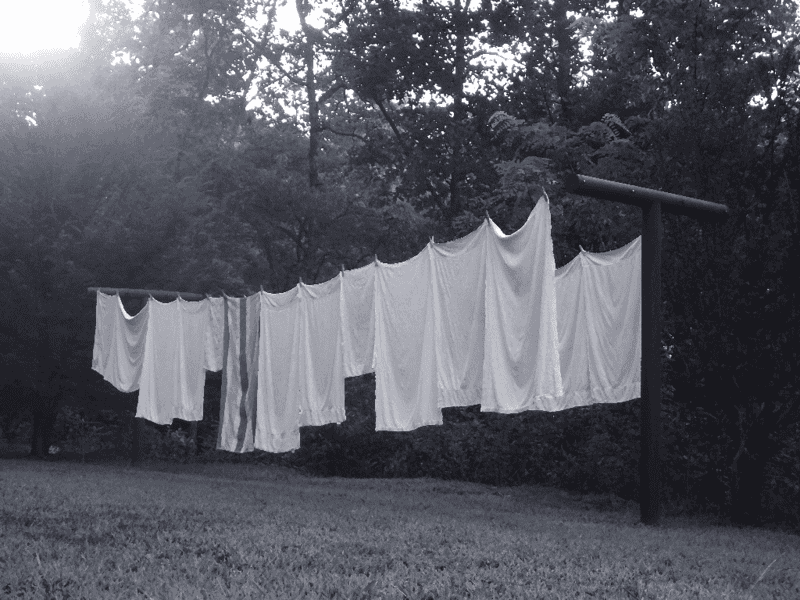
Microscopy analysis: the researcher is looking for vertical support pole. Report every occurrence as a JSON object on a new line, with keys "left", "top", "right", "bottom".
{"left": 640, "top": 200, "right": 663, "bottom": 524}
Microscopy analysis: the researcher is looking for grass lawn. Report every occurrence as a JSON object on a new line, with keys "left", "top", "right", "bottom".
{"left": 0, "top": 458, "right": 798, "bottom": 599}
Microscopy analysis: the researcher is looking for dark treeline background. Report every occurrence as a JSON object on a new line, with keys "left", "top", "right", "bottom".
{"left": 1, "top": 0, "right": 799, "bottom": 527}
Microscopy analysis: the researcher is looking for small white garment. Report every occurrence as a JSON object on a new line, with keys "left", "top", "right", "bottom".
{"left": 136, "top": 297, "right": 210, "bottom": 425}
{"left": 482, "top": 197, "right": 563, "bottom": 413}
{"left": 297, "top": 277, "right": 346, "bottom": 427}
{"left": 431, "top": 221, "right": 488, "bottom": 408}
{"left": 255, "top": 288, "right": 302, "bottom": 453}
{"left": 555, "top": 236, "right": 641, "bottom": 407}
{"left": 374, "top": 248, "right": 443, "bottom": 431}
{"left": 92, "top": 292, "right": 148, "bottom": 393}
{"left": 341, "top": 263, "right": 376, "bottom": 377}
{"left": 217, "top": 294, "right": 260, "bottom": 453}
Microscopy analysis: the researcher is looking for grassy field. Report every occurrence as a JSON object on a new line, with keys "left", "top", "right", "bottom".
{"left": 1, "top": 458, "right": 798, "bottom": 599}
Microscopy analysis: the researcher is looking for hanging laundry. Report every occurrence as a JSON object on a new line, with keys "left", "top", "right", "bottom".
{"left": 204, "top": 295, "right": 225, "bottom": 373}
{"left": 555, "top": 237, "right": 641, "bottom": 408}
{"left": 255, "top": 289, "right": 302, "bottom": 453}
{"left": 217, "top": 294, "right": 260, "bottom": 453}
{"left": 136, "top": 297, "right": 211, "bottom": 425}
{"left": 297, "top": 277, "right": 346, "bottom": 427}
{"left": 341, "top": 262, "right": 376, "bottom": 377}
{"left": 482, "top": 197, "right": 563, "bottom": 413}
{"left": 430, "top": 221, "right": 488, "bottom": 408}
{"left": 374, "top": 247, "right": 443, "bottom": 431}
{"left": 92, "top": 292, "right": 148, "bottom": 393}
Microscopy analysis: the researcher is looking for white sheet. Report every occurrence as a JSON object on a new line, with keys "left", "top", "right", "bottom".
{"left": 430, "top": 221, "right": 488, "bottom": 408}
{"left": 341, "top": 262, "right": 376, "bottom": 377}
{"left": 555, "top": 236, "right": 641, "bottom": 407}
{"left": 92, "top": 292, "right": 148, "bottom": 393}
{"left": 297, "top": 277, "right": 346, "bottom": 427}
{"left": 482, "top": 197, "right": 563, "bottom": 413}
{"left": 255, "top": 288, "right": 302, "bottom": 453}
{"left": 137, "top": 297, "right": 210, "bottom": 424}
{"left": 374, "top": 248, "right": 443, "bottom": 431}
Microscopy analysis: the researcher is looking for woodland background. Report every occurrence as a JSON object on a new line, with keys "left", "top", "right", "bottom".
{"left": 0, "top": 0, "right": 798, "bottom": 528}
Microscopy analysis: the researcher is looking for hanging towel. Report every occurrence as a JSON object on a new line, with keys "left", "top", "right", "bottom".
{"left": 431, "top": 221, "right": 488, "bottom": 408}
{"left": 217, "top": 293, "right": 260, "bottom": 453}
{"left": 297, "top": 277, "right": 346, "bottom": 427}
{"left": 136, "top": 297, "right": 211, "bottom": 425}
{"left": 341, "top": 262, "right": 376, "bottom": 377}
{"left": 555, "top": 237, "right": 641, "bottom": 408}
{"left": 482, "top": 197, "right": 563, "bottom": 413}
{"left": 92, "top": 292, "right": 148, "bottom": 393}
{"left": 374, "top": 247, "right": 443, "bottom": 431}
{"left": 255, "top": 288, "right": 302, "bottom": 453}
{"left": 204, "top": 296, "right": 225, "bottom": 373}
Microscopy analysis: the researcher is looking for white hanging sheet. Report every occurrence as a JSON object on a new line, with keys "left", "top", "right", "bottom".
{"left": 217, "top": 294, "right": 260, "bottom": 453}
{"left": 340, "top": 262, "right": 376, "bottom": 377}
{"left": 137, "top": 297, "right": 210, "bottom": 425}
{"left": 255, "top": 288, "right": 302, "bottom": 453}
{"left": 297, "top": 277, "right": 346, "bottom": 427}
{"left": 430, "top": 221, "right": 488, "bottom": 408}
{"left": 92, "top": 292, "right": 148, "bottom": 393}
{"left": 374, "top": 247, "right": 443, "bottom": 431}
{"left": 482, "top": 197, "right": 563, "bottom": 413}
{"left": 204, "top": 295, "right": 224, "bottom": 373}
{"left": 555, "top": 236, "right": 641, "bottom": 407}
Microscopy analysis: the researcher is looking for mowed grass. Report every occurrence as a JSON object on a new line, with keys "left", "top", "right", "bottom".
{"left": 0, "top": 459, "right": 798, "bottom": 599}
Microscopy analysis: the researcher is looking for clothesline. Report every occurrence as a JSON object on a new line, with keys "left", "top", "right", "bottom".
{"left": 87, "top": 287, "right": 208, "bottom": 301}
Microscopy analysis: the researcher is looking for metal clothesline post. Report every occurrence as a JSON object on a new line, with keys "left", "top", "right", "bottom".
{"left": 565, "top": 173, "right": 728, "bottom": 526}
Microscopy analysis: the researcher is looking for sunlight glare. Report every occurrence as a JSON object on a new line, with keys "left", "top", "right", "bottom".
{"left": 0, "top": 0, "right": 89, "bottom": 54}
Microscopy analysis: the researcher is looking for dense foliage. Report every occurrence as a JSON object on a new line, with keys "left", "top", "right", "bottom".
{"left": 1, "top": 0, "right": 799, "bottom": 526}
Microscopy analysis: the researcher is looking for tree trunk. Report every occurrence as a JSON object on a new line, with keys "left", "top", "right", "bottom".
{"left": 297, "top": 0, "right": 321, "bottom": 188}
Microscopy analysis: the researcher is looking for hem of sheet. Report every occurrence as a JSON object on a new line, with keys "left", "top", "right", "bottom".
{"left": 480, "top": 394, "right": 562, "bottom": 414}
{"left": 300, "top": 407, "right": 346, "bottom": 427}
{"left": 438, "top": 388, "right": 481, "bottom": 409}
{"left": 558, "top": 382, "right": 641, "bottom": 409}
{"left": 375, "top": 416, "right": 443, "bottom": 432}
{"left": 254, "top": 430, "right": 301, "bottom": 453}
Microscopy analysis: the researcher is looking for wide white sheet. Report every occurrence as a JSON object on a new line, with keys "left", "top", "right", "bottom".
{"left": 137, "top": 297, "right": 210, "bottom": 424}
{"left": 482, "top": 197, "right": 563, "bottom": 413}
{"left": 430, "top": 221, "right": 488, "bottom": 408}
{"left": 92, "top": 292, "right": 148, "bottom": 393}
{"left": 555, "top": 236, "right": 641, "bottom": 407}
{"left": 297, "top": 277, "right": 346, "bottom": 427}
{"left": 374, "top": 248, "right": 443, "bottom": 431}
{"left": 255, "top": 288, "right": 302, "bottom": 453}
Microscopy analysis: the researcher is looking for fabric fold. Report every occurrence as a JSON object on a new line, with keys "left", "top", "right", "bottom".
{"left": 482, "top": 197, "right": 563, "bottom": 413}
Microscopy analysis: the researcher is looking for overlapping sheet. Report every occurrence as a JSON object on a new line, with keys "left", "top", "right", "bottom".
{"left": 137, "top": 297, "right": 210, "bottom": 425}
{"left": 374, "top": 248, "right": 443, "bottom": 431}
{"left": 481, "top": 197, "right": 564, "bottom": 413}
{"left": 555, "top": 236, "right": 641, "bottom": 408}
{"left": 341, "top": 263, "right": 376, "bottom": 377}
{"left": 431, "top": 221, "right": 488, "bottom": 408}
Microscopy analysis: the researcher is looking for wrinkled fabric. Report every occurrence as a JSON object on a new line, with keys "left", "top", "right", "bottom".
{"left": 556, "top": 236, "right": 641, "bottom": 408}
{"left": 137, "top": 298, "right": 210, "bottom": 425}
{"left": 341, "top": 263, "right": 376, "bottom": 377}
{"left": 431, "top": 221, "right": 488, "bottom": 408}
{"left": 92, "top": 292, "right": 148, "bottom": 393}
{"left": 482, "top": 197, "right": 563, "bottom": 413}
{"left": 217, "top": 294, "right": 260, "bottom": 453}
{"left": 297, "top": 277, "right": 346, "bottom": 427}
{"left": 255, "top": 289, "right": 302, "bottom": 453}
{"left": 374, "top": 248, "right": 443, "bottom": 431}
